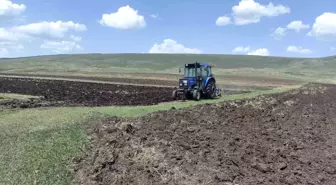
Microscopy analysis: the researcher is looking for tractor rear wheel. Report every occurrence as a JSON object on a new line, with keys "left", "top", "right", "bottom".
{"left": 172, "top": 90, "right": 177, "bottom": 100}
{"left": 192, "top": 89, "right": 201, "bottom": 101}
{"left": 206, "top": 80, "right": 216, "bottom": 99}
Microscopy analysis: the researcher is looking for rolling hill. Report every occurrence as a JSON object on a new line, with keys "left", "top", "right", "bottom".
{"left": 0, "top": 54, "right": 336, "bottom": 82}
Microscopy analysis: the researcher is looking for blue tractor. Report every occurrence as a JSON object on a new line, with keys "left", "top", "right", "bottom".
{"left": 172, "top": 62, "right": 222, "bottom": 101}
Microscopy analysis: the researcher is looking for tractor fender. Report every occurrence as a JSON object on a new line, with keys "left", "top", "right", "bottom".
{"left": 205, "top": 77, "right": 215, "bottom": 87}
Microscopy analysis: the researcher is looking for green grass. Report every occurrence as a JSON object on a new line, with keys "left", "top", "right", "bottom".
{"left": 1, "top": 53, "right": 298, "bottom": 72}
{"left": 0, "top": 86, "right": 297, "bottom": 185}
{"left": 1, "top": 54, "right": 336, "bottom": 81}
{"left": 0, "top": 93, "right": 41, "bottom": 103}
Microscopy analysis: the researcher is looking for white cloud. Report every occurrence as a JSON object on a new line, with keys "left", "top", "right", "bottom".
{"left": 99, "top": 5, "right": 146, "bottom": 29}
{"left": 0, "top": 20, "right": 86, "bottom": 56}
{"left": 41, "top": 40, "right": 82, "bottom": 53}
{"left": 0, "top": 41, "right": 23, "bottom": 50}
{"left": 232, "top": 46, "right": 250, "bottom": 53}
{"left": 272, "top": 27, "right": 287, "bottom": 39}
{"left": 287, "top": 20, "right": 309, "bottom": 32}
{"left": 150, "top": 14, "right": 162, "bottom": 20}
{"left": 0, "top": 41, "right": 23, "bottom": 57}
{"left": 232, "top": 46, "right": 269, "bottom": 56}
{"left": 0, "top": 27, "right": 22, "bottom": 41}
{"left": 232, "top": 0, "right": 290, "bottom": 25}
{"left": 0, "top": 2, "right": 86, "bottom": 56}
{"left": 149, "top": 39, "right": 202, "bottom": 54}
{"left": 150, "top": 14, "right": 161, "bottom": 19}
{"left": 271, "top": 20, "right": 309, "bottom": 39}
{"left": 70, "top": 35, "right": 81, "bottom": 42}
{"left": 216, "top": 16, "right": 231, "bottom": 26}
{"left": 40, "top": 32, "right": 83, "bottom": 53}
{"left": 247, "top": 48, "right": 270, "bottom": 56}
{"left": 0, "top": 0, "right": 26, "bottom": 17}
{"left": 0, "top": 28, "right": 27, "bottom": 56}
{"left": 286, "top": 46, "right": 312, "bottom": 54}
{"left": 308, "top": 12, "right": 336, "bottom": 40}
{"left": 13, "top": 21, "right": 86, "bottom": 39}
{"left": 0, "top": 48, "right": 9, "bottom": 57}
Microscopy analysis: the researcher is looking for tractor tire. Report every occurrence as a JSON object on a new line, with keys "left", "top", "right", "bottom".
{"left": 206, "top": 80, "right": 216, "bottom": 99}
{"left": 172, "top": 90, "right": 177, "bottom": 100}
{"left": 192, "top": 89, "right": 201, "bottom": 101}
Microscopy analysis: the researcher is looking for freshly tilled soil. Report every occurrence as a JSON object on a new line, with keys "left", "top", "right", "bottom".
{"left": 0, "top": 73, "right": 178, "bottom": 86}
{"left": 0, "top": 77, "right": 174, "bottom": 106}
{"left": 73, "top": 83, "right": 336, "bottom": 185}
{"left": 0, "top": 77, "right": 249, "bottom": 108}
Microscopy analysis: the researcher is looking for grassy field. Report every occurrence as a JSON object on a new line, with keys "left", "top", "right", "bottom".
{"left": 0, "top": 86, "right": 299, "bottom": 185}
{"left": 1, "top": 54, "right": 336, "bottom": 82}
{"left": 0, "top": 53, "right": 333, "bottom": 185}
{"left": 1, "top": 53, "right": 334, "bottom": 92}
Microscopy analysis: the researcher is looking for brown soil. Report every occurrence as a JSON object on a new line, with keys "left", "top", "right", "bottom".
{"left": 0, "top": 73, "right": 178, "bottom": 87}
{"left": 0, "top": 73, "right": 301, "bottom": 89}
{"left": 73, "top": 83, "right": 336, "bottom": 185}
{"left": 0, "top": 77, "right": 251, "bottom": 109}
{"left": 0, "top": 77, "right": 174, "bottom": 107}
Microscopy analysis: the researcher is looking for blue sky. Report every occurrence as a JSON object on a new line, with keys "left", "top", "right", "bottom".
{"left": 0, "top": 0, "right": 336, "bottom": 58}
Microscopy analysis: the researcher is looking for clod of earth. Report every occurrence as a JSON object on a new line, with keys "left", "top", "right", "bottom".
{"left": 74, "top": 83, "right": 336, "bottom": 185}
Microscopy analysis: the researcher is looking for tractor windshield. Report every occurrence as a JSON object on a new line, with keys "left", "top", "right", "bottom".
{"left": 184, "top": 67, "right": 200, "bottom": 77}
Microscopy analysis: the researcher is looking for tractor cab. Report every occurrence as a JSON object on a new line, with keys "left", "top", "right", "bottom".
{"left": 182, "top": 63, "right": 213, "bottom": 89}
{"left": 173, "top": 62, "right": 221, "bottom": 101}
{"left": 184, "top": 63, "right": 213, "bottom": 77}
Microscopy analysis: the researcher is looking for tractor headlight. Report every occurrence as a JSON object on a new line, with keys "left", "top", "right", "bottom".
{"left": 183, "top": 80, "right": 187, "bottom": 84}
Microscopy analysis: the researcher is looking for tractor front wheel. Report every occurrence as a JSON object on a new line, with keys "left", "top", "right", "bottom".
{"left": 192, "top": 89, "right": 201, "bottom": 101}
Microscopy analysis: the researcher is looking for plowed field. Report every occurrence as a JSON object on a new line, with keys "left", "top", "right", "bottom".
{"left": 0, "top": 73, "right": 177, "bottom": 87}
{"left": 74, "top": 83, "right": 336, "bottom": 185}
{"left": 0, "top": 77, "right": 174, "bottom": 107}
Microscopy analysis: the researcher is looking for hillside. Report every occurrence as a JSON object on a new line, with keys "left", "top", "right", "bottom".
{"left": 0, "top": 54, "right": 336, "bottom": 82}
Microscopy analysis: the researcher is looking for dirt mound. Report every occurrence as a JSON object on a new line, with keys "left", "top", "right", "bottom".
{"left": 74, "top": 83, "right": 336, "bottom": 185}
{"left": 0, "top": 77, "right": 174, "bottom": 106}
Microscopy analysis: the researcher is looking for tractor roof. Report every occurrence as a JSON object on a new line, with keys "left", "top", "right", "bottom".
{"left": 185, "top": 62, "right": 212, "bottom": 68}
